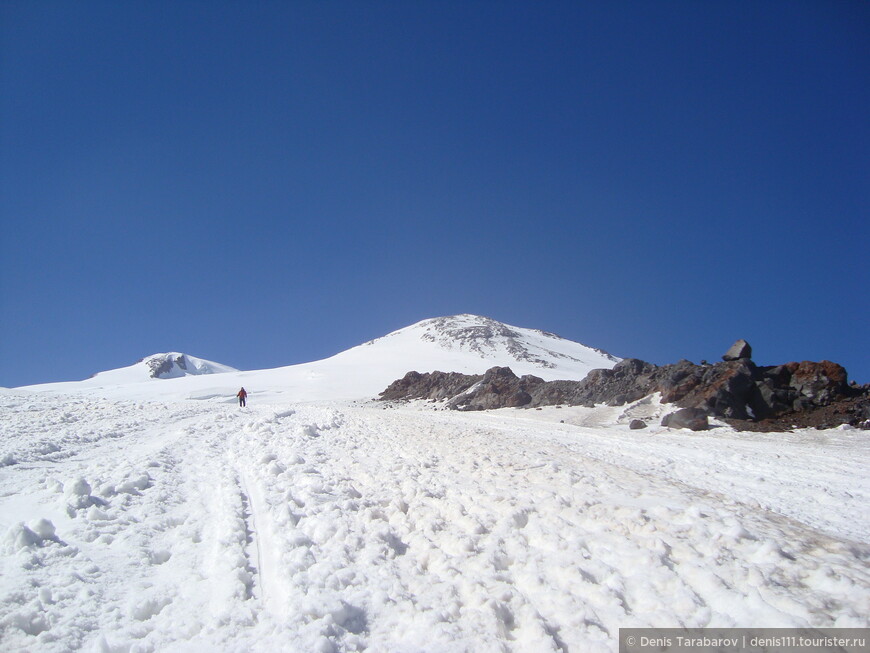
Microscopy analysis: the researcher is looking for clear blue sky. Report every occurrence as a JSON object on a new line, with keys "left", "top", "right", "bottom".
{"left": 1, "top": 1, "right": 868, "bottom": 387}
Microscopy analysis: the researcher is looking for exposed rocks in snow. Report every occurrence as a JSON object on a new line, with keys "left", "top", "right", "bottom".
{"left": 727, "top": 393, "right": 870, "bottom": 432}
{"left": 145, "top": 354, "right": 189, "bottom": 378}
{"left": 141, "top": 353, "right": 234, "bottom": 379}
{"left": 380, "top": 345, "right": 869, "bottom": 430}
{"left": 447, "top": 367, "right": 545, "bottom": 410}
{"left": 414, "top": 315, "right": 619, "bottom": 369}
{"left": 629, "top": 419, "right": 647, "bottom": 430}
{"left": 379, "top": 370, "right": 481, "bottom": 402}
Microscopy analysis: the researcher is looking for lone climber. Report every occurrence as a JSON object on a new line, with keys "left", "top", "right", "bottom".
{"left": 236, "top": 387, "right": 248, "bottom": 408}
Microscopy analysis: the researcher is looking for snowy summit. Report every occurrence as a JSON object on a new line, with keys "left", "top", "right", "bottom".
{"left": 361, "top": 314, "right": 618, "bottom": 379}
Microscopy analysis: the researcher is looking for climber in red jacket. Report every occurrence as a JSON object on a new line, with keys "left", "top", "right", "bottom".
{"left": 236, "top": 387, "right": 247, "bottom": 408}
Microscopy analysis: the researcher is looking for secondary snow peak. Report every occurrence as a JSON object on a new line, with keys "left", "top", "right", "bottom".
{"left": 138, "top": 353, "right": 238, "bottom": 379}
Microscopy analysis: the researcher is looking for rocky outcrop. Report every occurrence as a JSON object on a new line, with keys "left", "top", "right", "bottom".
{"left": 527, "top": 359, "right": 659, "bottom": 408}
{"left": 786, "top": 361, "right": 848, "bottom": 407}
{"left": 135, "top": 353, "right": 237, "bottom": 380}
{"left": 378, "top": 341, "right": 868, "bottom": 430}
{"left": 379, "top": 370, "right": 481, "bottom": 402}
{"left": 145, "top": 354, "right": 189, "bottom": 379}
{"left": 447, "top": 367, "right": 545, "bottom": 411}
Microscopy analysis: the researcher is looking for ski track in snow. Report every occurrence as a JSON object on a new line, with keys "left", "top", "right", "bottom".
{"left": 1, "top": 391, "right": 868, "bottom": 652}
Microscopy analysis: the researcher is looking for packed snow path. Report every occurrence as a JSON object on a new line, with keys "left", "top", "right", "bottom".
{"left": 1, "top": 392, "right": 868, "bottom": 652}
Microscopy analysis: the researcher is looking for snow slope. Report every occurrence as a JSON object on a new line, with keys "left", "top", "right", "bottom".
{"left": 4, "top": 316, "right": 868, "bottom": 652}
{"left": 1, "top": 392, "right": 868, "bottom": 653}
{"left": 18, "top": 315, "right": 619, "bottom": 403}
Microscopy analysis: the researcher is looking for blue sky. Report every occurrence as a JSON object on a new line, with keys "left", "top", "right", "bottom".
{"left": 1, "top": 1, "right": 868, "bottom": 387}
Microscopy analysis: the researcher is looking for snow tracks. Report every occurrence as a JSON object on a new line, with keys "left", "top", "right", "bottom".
{"left": 1, "top": 393, "right": 868, "bottom": 652}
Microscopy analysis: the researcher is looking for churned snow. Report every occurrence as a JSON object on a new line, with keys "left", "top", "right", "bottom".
{"left": 2, "top": 316, "right": 868, "bottom": 651}
{"left": 1, "top": 392, "right": 868, "bottom": 652}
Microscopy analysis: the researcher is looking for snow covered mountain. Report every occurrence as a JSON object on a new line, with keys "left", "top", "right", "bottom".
{"left": 19, "top": 315, "right": 619, "bottom": 403}
{"left": 356, "top": 314, "right": 618, "bottom": 378}
{"left": 22, "top": 353, "right": 238, "bottom": 395}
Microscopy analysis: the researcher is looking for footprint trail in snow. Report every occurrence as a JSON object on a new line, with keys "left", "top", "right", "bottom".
{"left": 1, "top": 392, "right": 868, "bottom": 652}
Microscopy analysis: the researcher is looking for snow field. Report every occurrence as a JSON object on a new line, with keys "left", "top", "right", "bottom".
{"left": 1, "top": 391, "right": 869, "bottom": 652}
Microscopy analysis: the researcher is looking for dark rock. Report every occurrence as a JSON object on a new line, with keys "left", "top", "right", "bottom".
{"left": 670, "top": 359, "right": 760, "bottom": 420}
{"left": 785, "top": 361, "right": 848, "bottom": 406}
{"left": 378, "top": 370, "right": 481, "bottom": 402}
{"left": 856, "top": 398, "right": 870, "bottom": 421}
{"left": 662, "top": 408, "right": 709, "bottom": 431}
{"left": 146, "top": 354, "right": 188, "bottom": 379}
{"left": 658, "top": 359, "right": 706, "bottom": 404}
{"left": 722, "top": 339, "right": 752, "bottom": 361}
{"left": 793, "top": 397, "right": 809, "bottom": 412}
{"left": 629, "top": 419, "right": 647, "bottom": 430}
{"left": 448, "top": 367, "right": 545, "bottom": 411}
{"left": 378, "top": 347, "right": 861, "bottom": 432}
{"left": 507, "top": 389, "right": 532, "bottom": 407}
{"left": 527, "top": 358, "right": 658, "bottom": 409}
{"left": 755, "top": 379, "right": 792, "bottom": 416}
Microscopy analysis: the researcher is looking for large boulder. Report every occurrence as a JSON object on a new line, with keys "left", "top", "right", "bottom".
{"left": 662, "top": 408, "right": 709, "bottom": 431}
{"left": 722, "top": 339, "right": 752, "bottom": 361}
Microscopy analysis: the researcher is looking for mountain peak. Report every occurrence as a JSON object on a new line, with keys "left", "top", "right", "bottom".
{"left": 137, "top": 353, "right": 238, "bottom": 379}
{"left": 418, "top": 315, "right": 558, "bottom": 365}
{"left": 362, "top": 315, "right": 619, "bottom": 379}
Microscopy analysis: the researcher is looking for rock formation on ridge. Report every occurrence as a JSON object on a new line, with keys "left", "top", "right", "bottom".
{"left": 379, "top": 340, "right": 870, "bottom": 431}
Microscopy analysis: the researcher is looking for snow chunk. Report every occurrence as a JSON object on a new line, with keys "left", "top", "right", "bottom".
{"left": 65, "top": 477, "right": 91, "bottom": 498}
{"left": 115, "top": 473, "right": 151, "bottom": 495}
{"left": 0, "top": 607, "right": 49, "bottom": 636}
{"left": 2, "top": 519, "right": 56, "bottom": 553}
{"left": 86, "top": 506, "right": 110, "bottom": 521}
{"left": 3, "top": 523, "right": 42, "bottom": 552}
{"left": 28, "top": 518, "right": 56, "bottom": 540}
{"left": 128, "top": 595, "right": 172, "bottom": 621}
